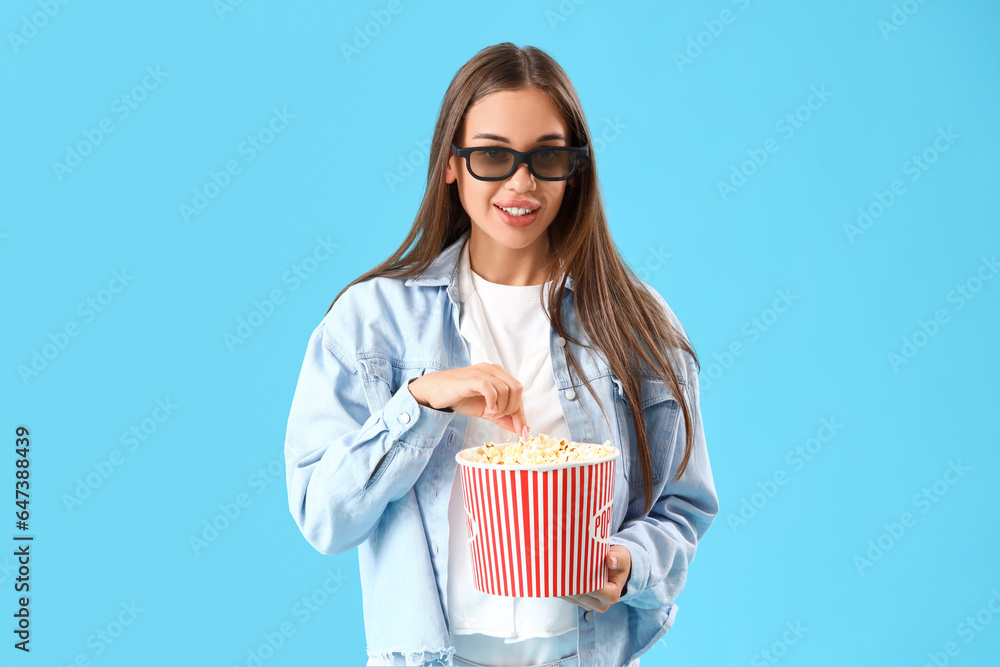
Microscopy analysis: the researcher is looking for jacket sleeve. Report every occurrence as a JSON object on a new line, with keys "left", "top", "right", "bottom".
{"left": 284, "top": 320, "right": 455, "bottom": 555}
{"left": 608, "top": 349, "right": 719, "bottom": 610}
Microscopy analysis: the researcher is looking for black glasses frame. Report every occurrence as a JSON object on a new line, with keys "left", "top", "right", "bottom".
{"left": 450, "top": 143, "right": 590, "bottom": 181}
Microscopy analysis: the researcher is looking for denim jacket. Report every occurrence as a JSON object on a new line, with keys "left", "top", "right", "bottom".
{"left": 284, "top": 231, "right": 719, "bottom": 667}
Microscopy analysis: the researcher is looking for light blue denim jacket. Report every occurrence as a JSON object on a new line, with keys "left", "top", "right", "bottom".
{"left": 284, "top": 231, "right": 719, "bottom": 667}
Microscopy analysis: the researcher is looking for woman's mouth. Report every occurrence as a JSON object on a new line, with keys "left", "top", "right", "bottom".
{"left": 494, "top": 204, "right": 539, "bottom": 227}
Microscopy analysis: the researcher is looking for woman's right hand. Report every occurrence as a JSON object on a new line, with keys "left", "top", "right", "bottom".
{"left": 408, "top": 363, "right": 529, "bottom": 440}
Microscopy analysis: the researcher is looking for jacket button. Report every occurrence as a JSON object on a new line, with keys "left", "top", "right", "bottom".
{"left": 584, "top": 610, "right": 594, "bottom": 622}
{"left": 564, "top": 389, "right": 576, "bottom": 400}
{"left": 398, "top": 413, "right": 411, "bottom": 425}
{"left": 555, "top": 336, "right": 566, "bottom": 348}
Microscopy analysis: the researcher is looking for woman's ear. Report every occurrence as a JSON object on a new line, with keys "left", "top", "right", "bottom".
{"left": 445, "top": 155, "right": 457, "bottom": 184}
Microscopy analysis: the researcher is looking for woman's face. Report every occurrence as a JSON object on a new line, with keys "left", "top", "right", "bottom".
{"left": 446, "top": 87, "right": 574, "bottom": 259}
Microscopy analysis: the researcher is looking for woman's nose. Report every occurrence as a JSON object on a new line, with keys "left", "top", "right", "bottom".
{"left": 506, "top": 162, "right": 536, "bottom": 191}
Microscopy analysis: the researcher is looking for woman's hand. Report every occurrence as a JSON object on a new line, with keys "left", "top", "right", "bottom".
{"left": 408, "top": 363, "right": 529, "bottom": 439}
{"left": 561, "top": 544, "right": 632, "bottom": 613}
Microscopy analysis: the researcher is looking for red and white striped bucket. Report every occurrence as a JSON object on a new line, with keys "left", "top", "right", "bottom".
{"left": 455, "top": 444, "right": 619, "bottom": 597}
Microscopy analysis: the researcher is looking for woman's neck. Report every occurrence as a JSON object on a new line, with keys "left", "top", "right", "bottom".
{"left": 468, "top": 230, "right": 556, "bottom": 286}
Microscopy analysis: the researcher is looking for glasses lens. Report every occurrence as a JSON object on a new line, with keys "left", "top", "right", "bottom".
{"left": 531, "top": 148, "right": 575, "bottom": 179}
{"left": 469, "top": 148, "right": 515, "bottom": 179}
{"left": 466, "top": 147, "right": 578, "bottom": 180}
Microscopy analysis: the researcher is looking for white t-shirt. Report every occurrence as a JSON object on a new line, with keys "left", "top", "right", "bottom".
{"left": 446, "top": 239, "right": 579, "bottom": 666}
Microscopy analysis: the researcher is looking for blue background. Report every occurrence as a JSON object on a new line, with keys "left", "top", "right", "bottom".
{"left": 3, "top": 1, "right": 999, "bottom": 665}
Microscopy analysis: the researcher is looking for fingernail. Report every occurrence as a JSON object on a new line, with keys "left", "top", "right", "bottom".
{"left": 521, "top": 425, "right": 529, "bottom": 441}
{"left": 610, "top": 556, "right": 618, "bottom": 568}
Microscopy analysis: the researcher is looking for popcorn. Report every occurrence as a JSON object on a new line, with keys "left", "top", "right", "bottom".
{"left": 465, "top": 433, "right": 616, "bottom": 466}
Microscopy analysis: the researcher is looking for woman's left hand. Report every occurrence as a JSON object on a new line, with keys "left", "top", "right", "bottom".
{"left": 561, "top": 544, "right": 632, "bottom": 612}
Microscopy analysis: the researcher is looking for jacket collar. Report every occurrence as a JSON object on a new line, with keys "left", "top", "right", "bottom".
{"left": 403, "top": 230, "right": 575, "bottom": 293}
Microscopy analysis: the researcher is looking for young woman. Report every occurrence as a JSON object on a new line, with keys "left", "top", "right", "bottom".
{"left": 284, "top": 42, "right": 719, "bottom": 667}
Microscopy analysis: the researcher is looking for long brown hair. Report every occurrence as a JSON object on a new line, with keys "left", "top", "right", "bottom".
{"left": 327, "top": 42, "right": 699, "bottom": 515}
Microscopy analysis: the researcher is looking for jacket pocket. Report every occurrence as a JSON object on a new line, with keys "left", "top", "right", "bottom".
{"left": 357, "top": 357, "right": 429, "bottom": 489}
{"left": 358, "top": 355, "right": 438, "bottom": 404}
{"left": 357, "top": 356, "right": 394, "bottom": 415}
{"left": 365, "top": 442, "right": 398, "bottom": 491}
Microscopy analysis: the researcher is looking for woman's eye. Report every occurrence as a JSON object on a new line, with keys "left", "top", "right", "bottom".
{"left": 482, "top": 149, "right": 505, "bottom": 160}
{"left": 536, "top": 150, "right": 557, "bottom": 160}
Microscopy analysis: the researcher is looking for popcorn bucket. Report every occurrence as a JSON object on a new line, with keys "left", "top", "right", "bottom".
{"left": 455, "top": 444, "right": 619, "bottom": 597}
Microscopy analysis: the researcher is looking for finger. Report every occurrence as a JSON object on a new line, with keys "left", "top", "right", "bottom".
{"left": 486, "top": 415, "right": 528, "bottom": 442}
{"left": 488, "top": 368, "right": 523, "bottom": 429}
{"left": 506, "top": 376, "right": 524, "bottom": 416}
{"left": 561, "top": 595, "right": 592, "bottom": 610}
{"left": 489, "top": 364, "right": 520, "bottom": 415}
{"left": 512, "top": 416, "right": 524, "bottom": 442}
{"left": 574, "top": 592, "right": 603, "bottom": 610}
{"left": 606, "top": 547, "right": 631, "bottom": 579}
{"left": 496, "top": 379, "right": 525, "bottom": 439}
{"left": 481, "top": 366, "right": 510, "bottom": 414}
{"left": 606, "top": 567, "right": 628, "bottom": 589}
{"left": 514, "top": 404, "right": 528, "bottom": 442}
{"left": 491, "top": 413, "right": 517, "bottom": 435}
{"left": 478, "top": 378, "right": 499, "bottom": 416}
{"left": 492, "top": 395, "right": 520, "bottom": 438}
{"left": 506, "top": 409, "right": 524, "bottom": 442}
{"left": 494, "top": 380, "right": 510, "bottom": 414}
